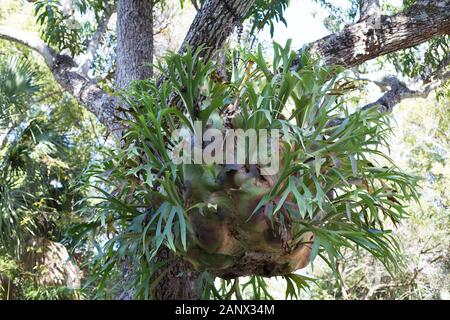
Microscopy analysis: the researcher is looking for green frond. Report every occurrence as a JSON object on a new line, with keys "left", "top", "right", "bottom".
{"left": 76, "top": 41, "right": 419, "bottom": 299}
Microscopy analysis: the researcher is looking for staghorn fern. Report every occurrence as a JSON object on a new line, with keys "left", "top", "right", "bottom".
{"left": 76, "top": 41, "right": 418, "bottom": 299}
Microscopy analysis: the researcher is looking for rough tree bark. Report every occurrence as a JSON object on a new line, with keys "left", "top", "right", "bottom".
{"left": 116, "top": 1, "right": 257, "bottom": 299}
{"left": 116, "top": 0, "right": 154, "bottom": 88}
{"left": 0, "top": 28, "right": 121, "bottom": 136}
{"left": 307, "top": 0, "right": 450, "bottom": 68}
{"left": 179, "top": 0, "right": 255, "bottom": 59}
{"left": 114, "top": 0, "right": 153, "bottom": 300}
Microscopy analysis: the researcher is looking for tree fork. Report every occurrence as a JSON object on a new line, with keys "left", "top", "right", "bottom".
{"left": 1, "top": 0, "right": 448, "bottom": 134}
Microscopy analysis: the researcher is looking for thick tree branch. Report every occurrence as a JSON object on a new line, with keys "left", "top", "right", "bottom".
{"left": 179, "top": 0, "right": 255, "bottom": 60}
{"left": 157, "top": 0, "right": 256, "bottom": 98}
{"left": 52, "top": 60, "right": 120, "bottom": 135}
{"left": 305, "top": 0, "right": 450, "bottom": 69}
{"left": 0, "top": 28, "right": 120, "bottom": 136}
{"left": 0, "top": 28, "right": 56, "bottom": 67}
{"left": 300, "top": 0, "right": 450, "bottom": 127}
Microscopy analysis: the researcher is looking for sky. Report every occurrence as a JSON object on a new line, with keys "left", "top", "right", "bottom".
{"left": 259, "top": 0, "right": 333, "bottom": 48}
{"left": 256, "top": 0, "right": 404, "bottom": 104}
{"left": 170, "top": 0, "right": 349, "bottom": 53}
{"left": 258, "top": 0, "right": 402, "bottom": 48}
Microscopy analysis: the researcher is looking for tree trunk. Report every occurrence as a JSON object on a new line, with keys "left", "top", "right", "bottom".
{"left": 21, "top": 238, "right": 82, "bottom": 289}
{"left": 153, "top": 248, "right": 200, "bottom": 300}
{"left": 115, "top": 0, "right": 199, "bottom": 300}
{"left": 116, "top": 0, "right": 154, "bottom": 88}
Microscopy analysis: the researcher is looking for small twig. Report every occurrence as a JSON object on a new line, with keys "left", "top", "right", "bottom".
{"left": 191, "top": 0, "right": 200, "bottom": 11}
{"left": 80, "top": 8, "right": 114, "bottom": 75}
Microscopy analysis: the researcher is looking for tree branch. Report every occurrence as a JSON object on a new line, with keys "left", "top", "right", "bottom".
{"left": 327, "top": 71, "right": 449, "bottom": 127}
{"left": 366, "top": 58, "right": 450, "bottom": 109}
{"left": 178, "top": 0, "right": 255, "bottom": 60}
{"left": 303, "top": 0, "right": 450, "bottom": 69}
{"left": 157, "top": 0, "right": 256, "bottom": 98}
{"left": 0, "top": 28, "right": 57, "bottom": 68}
{"left": 294, "top": 0, "right": 450, "bottom": 127}
{"left": 360, "top": 76, "right": 422, "bottom": 114}
{"left": 3, "top": 0, "right": 449, "bottom": 139}
{"left": 80, "top": 9, "right": 114, "bottom": 75}
{"left": 0, "top": 28, "right": 120, "bottom": 137}
{"left": 191, "top": 0, "right": 200, "bottom": 12}
{"left": 51, "top": 59, "right": 121, "bottom": 136}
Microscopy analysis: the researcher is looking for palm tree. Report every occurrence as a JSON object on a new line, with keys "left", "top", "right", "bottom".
{"left": 0, "top": 57, "right": 44, "bottom": 256}
{"left": 0, "top": 57, "right": 84, "bottom": 297}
